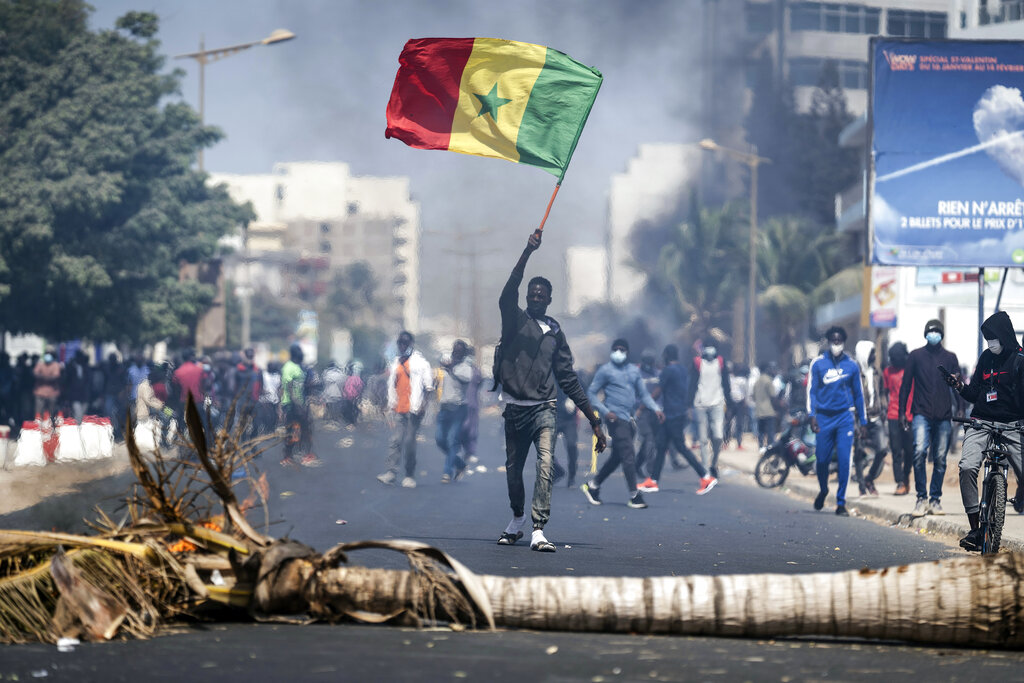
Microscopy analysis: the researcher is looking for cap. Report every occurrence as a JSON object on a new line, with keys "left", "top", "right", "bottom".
{"left": 924, "top": 319, "right": 944, "bottom": 336}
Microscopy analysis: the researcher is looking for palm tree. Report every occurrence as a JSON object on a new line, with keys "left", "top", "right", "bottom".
{"left": 654, "top": 200, "right": 748, "bottom": 345}
{"left": 755, "top": 215, "right": 846, "bottom": 362}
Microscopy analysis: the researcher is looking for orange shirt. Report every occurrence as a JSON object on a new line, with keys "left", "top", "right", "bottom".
{"left": 395, "top": 359, "right": 412, "bottom": 413}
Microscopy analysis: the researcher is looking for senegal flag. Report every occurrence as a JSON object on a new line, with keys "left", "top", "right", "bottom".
{"left": 385, "top": 38, "right": 602, "bottom": 181}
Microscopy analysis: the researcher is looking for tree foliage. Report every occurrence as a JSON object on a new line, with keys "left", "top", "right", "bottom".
{"left": 0, "top": 1, "right": 252, "bottom": 344}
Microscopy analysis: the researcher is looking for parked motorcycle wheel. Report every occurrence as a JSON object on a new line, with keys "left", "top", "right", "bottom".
{"left": 755, "top": 450, "right": 790, "bottom": 488}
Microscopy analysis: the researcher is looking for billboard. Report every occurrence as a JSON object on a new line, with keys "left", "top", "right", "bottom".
{"left": 871, "top": 39, "right": 1024, "bottom": 267}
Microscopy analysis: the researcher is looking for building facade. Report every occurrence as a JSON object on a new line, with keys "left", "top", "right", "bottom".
{"left": 210, "top": 162, "right": 420, "bottom": 335}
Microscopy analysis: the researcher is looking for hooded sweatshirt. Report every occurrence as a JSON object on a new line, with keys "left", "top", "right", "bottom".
{"left": 958, "top": 310, "right": 1023, "bottom": 423}
{"left": 855, "top": 341, "right": 885, "bottom": 420}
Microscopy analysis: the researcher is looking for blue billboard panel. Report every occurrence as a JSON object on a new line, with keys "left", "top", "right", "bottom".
{"left": 871, "top": 39, "right": 1024, "bottom": 267}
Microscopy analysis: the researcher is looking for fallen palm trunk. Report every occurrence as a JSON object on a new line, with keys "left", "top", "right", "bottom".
{"left": 274, "top": 545, "right": 1024, "bottom": 649}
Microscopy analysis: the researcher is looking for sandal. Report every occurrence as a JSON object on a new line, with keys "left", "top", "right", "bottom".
{"left": 496, "top": 531, "right": 523, "bottom": 545}
{"left": 530, "top": 539, "right": 556, "bottom": 553}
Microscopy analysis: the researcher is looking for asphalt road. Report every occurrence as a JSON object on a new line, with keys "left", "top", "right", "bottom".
{"left": 4, "top": 408, "right": 1024, "bottom": 681}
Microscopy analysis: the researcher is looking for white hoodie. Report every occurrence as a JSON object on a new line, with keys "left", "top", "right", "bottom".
{"left": 855, "top": 340, "right": 883, "bottom": 419}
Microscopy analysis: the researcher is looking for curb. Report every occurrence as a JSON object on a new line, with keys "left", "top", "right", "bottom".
{"left": 719, "top": 451, "right": 1024, "bottom": 554}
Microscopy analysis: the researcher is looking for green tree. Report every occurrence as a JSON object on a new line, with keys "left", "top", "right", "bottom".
{"left": 653, "top": 198, "right": 748, "bottom": 345}
{"left": 0, "top": 2, "right": 251, "bottom": 344}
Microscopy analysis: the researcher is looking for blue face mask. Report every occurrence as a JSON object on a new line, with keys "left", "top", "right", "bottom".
{"left": 926, "top": 331, "right": 942, "bottom": 346}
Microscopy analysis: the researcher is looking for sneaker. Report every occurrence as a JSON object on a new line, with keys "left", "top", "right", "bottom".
{"left": 814, "top": 490, "right": 827, "bottom": 511}
{"left": 400, "top": 476, "right": 417, "bottom": 489}
{"left": 453, "top": 466, "right": 466, "bottom": 482}
{"left": 865, "top": 482, "right": 879, "bottom": 497}
{"left": 894, "top": 483, "right": 909, "bottom": 496}
{"left": 300, "top": 454, "right": 322, "bottom": 467}
{"left": 377, "top": 470, "right": 397, "bottom": 485}
{"left": 912, "top": 498, "right": 928, "bottom": 517}
{"left": 552, "top": 467, "right": 566, "bottom": 485}
{"left": 959, "top": 528, "right": 983, "bottom": 552}
{"left": 835, "top": 505, "right": 849, "bottom": 516}
{"left": 1013, "top": 496, "right": 1024, "bottom": 514}
{"left": 440, "top": 473, "right": 451, "bottom": 484}
{"left": 927, "top": 500, "right": 944, "bottom": 515}
{"left": 696, "top": 476, "right": 718, "bottom": 495}
{"left": 628, "top": 492, "right": 648, "bottom": 509}
{"left": 280, "top": 458, "right": 297, "bottom": 468}
{"left": 638, "top": 477, "right": 658, "bottom": 493}
{"left": 581, "top": 482, "right": 602, "bottom": 506}
{"left": 467, "top": 455, "right": 479, "bottom": 465}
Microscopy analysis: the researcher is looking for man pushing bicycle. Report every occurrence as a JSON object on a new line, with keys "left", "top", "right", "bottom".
{"left": 942, "top": 311, "right": 1024, "bottom": 552}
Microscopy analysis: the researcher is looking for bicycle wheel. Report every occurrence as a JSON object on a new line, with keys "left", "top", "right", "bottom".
{"left": 755, "top": 451, "right": 790, "bottom": 488}
{"left": 982, "top": 472, "right": 1007, "bottom": 555}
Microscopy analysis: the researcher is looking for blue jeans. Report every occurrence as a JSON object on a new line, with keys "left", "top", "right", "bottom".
{"left": 912, "top": 415, "right": 951, "bottom": 502}
{"left": 435, "top": 403, "right": 467, "bottom": 478}
{"left": 815, "top": 411, "right": 855, "bottom": 507}
{"left": 503, "top": 403, "right": 556, "bottom": 529}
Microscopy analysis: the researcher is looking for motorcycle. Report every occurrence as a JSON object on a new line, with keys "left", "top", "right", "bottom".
{"left": 754, "top": 412, "right": 818, "bottom": 488}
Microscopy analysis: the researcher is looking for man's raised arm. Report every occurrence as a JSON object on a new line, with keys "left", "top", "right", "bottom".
{"left": 499, "top": 230, "right": 542, "bottom": 338}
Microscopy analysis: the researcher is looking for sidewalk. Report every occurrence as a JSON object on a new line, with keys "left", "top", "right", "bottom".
{"left": 716, "top": 435, "right": 1024, "bottom": 553}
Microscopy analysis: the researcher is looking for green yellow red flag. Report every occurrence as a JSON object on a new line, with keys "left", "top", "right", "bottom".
{"left": 385, "top": 38, "right": 602, "bottom": 182}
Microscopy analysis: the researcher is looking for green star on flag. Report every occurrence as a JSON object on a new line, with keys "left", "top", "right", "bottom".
{"left": 474, "top": 84, "right": 512, "bottom": 120}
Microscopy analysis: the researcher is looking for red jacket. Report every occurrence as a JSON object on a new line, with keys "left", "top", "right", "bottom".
{"left": 884, "top": 366, "right": 912, "bottom": 421}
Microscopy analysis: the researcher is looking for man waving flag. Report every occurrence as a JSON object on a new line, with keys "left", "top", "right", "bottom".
{"left": 385, "top": 38, "right": 602, "bottom": 183}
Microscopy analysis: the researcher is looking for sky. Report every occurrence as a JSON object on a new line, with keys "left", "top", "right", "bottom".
{"left": 88, "top": 0, "right": 708, "bottom": 325}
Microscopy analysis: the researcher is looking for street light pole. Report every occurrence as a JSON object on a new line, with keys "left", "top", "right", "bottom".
{"left": 175, "top": 28, "right": 295, "bottom": 172}
{"left": 699, "top": 139, "right": 771, "bottom": 369}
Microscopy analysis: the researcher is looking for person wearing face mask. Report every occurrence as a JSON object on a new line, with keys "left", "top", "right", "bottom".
{"left": 688, "top": 343, "right": 733, "bottom": 479}
{"left": 898, "top": 319, "right": 960, "bottom": 517}
{"left": 883, "top": 342, "right": 914, "bottom": 495}
{"left": 940, "top": 311, "right": 1024, "bottom": 551}
{"left": 377, "top": 331, "right": 433, "bottom": 488}
{"left": 582, "top": 339, "right": 665, "bottom": 509}
{"left": 493, "top": 230, "right": 605, "bottom": 552}
{"left": 808, "top": 326, "right": 867, "bottom": 516}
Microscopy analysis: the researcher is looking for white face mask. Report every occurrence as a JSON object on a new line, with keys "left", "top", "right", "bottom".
{"left": 830, "top": 344, "right": 844, "bottom": 357}
{"left": 987, "top": 338, "right": 1003, "bottom": 355}
{"left": 610, "top": 350, "right": 627, "bottom": 365}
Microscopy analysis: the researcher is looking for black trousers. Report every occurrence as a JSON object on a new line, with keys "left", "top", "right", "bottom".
{"left": 594, "top": 418, "right": 638, "bottom": 493}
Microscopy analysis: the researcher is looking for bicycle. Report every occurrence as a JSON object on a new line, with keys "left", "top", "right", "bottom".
{"left": 952, "top": 416, "right": 1021, "bottom": 554}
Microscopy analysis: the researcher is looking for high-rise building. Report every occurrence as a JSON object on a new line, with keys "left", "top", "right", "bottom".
{"left": 745, "top": 0, "right": 949, "bottom": 114}
{"left": 210, "top": 161, "right": 420, "bottom": 333}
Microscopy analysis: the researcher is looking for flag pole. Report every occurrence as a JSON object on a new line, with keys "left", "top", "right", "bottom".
{"left": 535, "top": 183, "right": 562, "bottom": 234}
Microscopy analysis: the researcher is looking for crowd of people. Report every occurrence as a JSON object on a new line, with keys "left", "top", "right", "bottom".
{"left": 0, "top": 344, "right": 372, "bottom": 458}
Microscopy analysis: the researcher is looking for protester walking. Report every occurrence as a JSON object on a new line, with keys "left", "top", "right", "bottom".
{"left": 899, "top": 319, "right": 960, "bottom": 517}
{"left": 752, "top": 364, "right": 777, "bottom": 449}
{"left": 377, "top": 331, "right": 433, "bottom": 488}
{"left": 638, "top": 344, "right": 717, "bottom": 495}
{"left": 884, "top": 343, "right": 914, "bottom": 495}
{"left": 808, "top": 326, "right": 867, "bottom": 516}
{"left": 435, "top": 340, "right": 473, "bottom": 483}
{"left": 493, "top": 229, "right": 604, "bottom": 552}
{"left": 854, "top": 341, "right": 890, "bottom": 497}
{"left": 582, "top": 339, "right": 664, "bottom": 510}
{"left": 281, "top": 344, "right": 318, "bottom": 467}
{"left": 689, "top": 344, "right": 732, "bottom": 478}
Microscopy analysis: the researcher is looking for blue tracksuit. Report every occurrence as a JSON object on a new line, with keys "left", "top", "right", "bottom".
{"left": 808, "top": 352, "right": 867, "bottom": 506}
